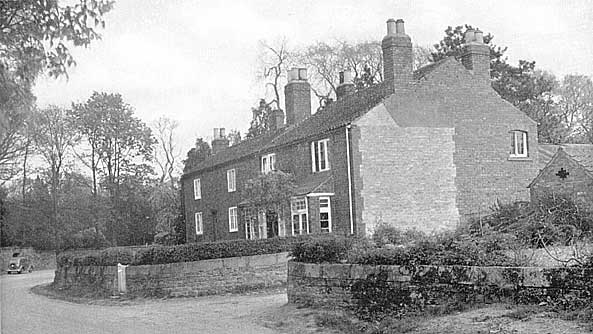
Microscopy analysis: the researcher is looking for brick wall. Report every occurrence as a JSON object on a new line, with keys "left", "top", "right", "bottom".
{"left": 182, "top": 127, "right": 354, "bottom": 242}
{"left": 287, "top": 261, "right": 593, "bottom": 310}
{"left": 54, "top": 252, "right": 290, "bottom": 297}
{"left": 530, "top": 153, "right": 593, "bottom": 210}
{"left": 353, "top": 104, "right": 459, "bottom": 234}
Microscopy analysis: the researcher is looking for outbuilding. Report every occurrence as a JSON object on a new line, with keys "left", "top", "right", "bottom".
{"left": 530, "top": 144, "right": 593, "bottom": 209}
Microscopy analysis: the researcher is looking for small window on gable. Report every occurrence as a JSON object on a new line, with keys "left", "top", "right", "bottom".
{"left": 510, "top": 130, "right": 528, "bottom": 158}
{"left": 195, "top": 212, "right": 203, "bottom": 235}
{"left": 227, "top": 169, "right": 236, "bottom": 192}
{"left": 311, "top": 139, "right": 330, "bottom": 172}
{"left": 228, "top": 207, "right": 238, "bottom": 232}
{"left": 193, "top": 178, "right": 201, "bottom": 200}
{"left": 261, "top": 153, "right": 276, "bottom": 174}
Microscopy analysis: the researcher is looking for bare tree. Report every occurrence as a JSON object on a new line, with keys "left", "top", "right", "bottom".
{"left": 555, "top": 74, "right": 593, "bottom": 143}
{"left": 257, "top": 38, "right": 292, "bottom": 111}
{"left": 152, "top": 116, "right": 181, "bottom": 187}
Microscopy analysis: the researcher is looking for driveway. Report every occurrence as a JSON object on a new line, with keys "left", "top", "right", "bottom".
{"left": 1, "top": 270, "right": 287, "bottom": 334}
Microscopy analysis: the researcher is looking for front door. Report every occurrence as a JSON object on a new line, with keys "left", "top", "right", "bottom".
{"left": 266, "top": 211, "right": 278, "bottom": 238}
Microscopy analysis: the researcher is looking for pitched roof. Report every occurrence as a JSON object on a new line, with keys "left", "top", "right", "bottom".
{"left": 538, "top": 144, "right": 593, "bottom": 173}
{"left": 182, "top": 60, "right": 449, "bottom": 177}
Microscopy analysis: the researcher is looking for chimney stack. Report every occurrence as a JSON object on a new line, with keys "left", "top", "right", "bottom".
{"left": 284, "top": 67, "right": 311, "bottom": 125}
{"left": 461, "top": 28, "right": 490, "bottom": 84}
{"left": 336, "top": 70, "right": 355, "bottom": 100}
{"left": 382, "top": 18, "right": 413, "bottom": 93}
{"left": 269, "top": 109, "right": 285, "bottom": 131}
{"left": 211, "top": 128, "right": 229, "bottom": 155}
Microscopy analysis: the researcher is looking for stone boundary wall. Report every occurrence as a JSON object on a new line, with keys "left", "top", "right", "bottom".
{"left": 1, "top": 247, "right": 56, "bottom": 274}
{"left": 287, "top": 261, "right": 593, "bottom": 309}
{"left": 54, "top": 252, "right": 289, "bottom": 297}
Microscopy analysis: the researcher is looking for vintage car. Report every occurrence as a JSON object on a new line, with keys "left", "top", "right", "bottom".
{"left": 7, "top": 253, "right": 33, "bottom": 274}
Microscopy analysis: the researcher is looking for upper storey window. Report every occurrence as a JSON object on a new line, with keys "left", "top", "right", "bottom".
{"left": 510, "top": 131, "right": 528, "bottom": 158}
{"left": 311, "top": 139, "right": 330, "bottom": 172}
{"left": 261, "top": 153, "right": 276, "bottom": 174}
{"left": 193, "top": 178, "right": 201, "bottom": 200}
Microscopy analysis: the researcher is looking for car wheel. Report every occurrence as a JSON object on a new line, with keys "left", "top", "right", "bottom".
{"left": 28, "top": 266, "right": 33, "bottom": 273}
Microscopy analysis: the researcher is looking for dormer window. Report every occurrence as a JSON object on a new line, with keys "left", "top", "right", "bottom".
{"left": 510, "top": 130, "right": 528, "bottom": 158}
{"left": 311, "top": 139, "right": 330, "bottom": 172}
{"left": 261, "top": 153, "right": 276, "bottom": 173}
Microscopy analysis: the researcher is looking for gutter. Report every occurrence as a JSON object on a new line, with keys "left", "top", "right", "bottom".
{"left": 346, "top": 124, "right": 354, "bottom": 235}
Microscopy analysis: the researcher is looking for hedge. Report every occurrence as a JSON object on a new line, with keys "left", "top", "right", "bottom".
{"left": 57, "top": 235, "right": 316, "bottom": 267}
{"left": 290, "top": 233, "right": 523, "bottom": 267}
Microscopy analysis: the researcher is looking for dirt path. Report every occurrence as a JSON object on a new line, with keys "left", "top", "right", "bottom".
{"left": 1, "top": 270, "right": 287, "bottom": 334}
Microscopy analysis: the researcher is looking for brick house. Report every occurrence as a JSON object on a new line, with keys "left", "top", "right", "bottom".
{"left": 181, "top": 19, "right": 540, "bottom": 243}
{"left": 530, "top": 144, "right": 593, "bottom": 209}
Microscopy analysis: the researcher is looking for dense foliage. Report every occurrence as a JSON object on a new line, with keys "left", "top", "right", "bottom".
{"left": 57, "top": 235, "right": 312, "bottom": 267}
{"left": 469, "top": 195, "right": 593, "bottom": 247}
{"left": 291, "top": 232, "right": 520, "bottom": 267}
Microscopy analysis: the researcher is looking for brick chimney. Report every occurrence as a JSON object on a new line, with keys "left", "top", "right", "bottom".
{"left": 211, "top": 128, "right": 229, "bottom": 155}
{"left": 382, "top": 18, "right": 413, "bottom": 93}
{"left": 284, "top": 68, "right": 311, "bottom": 125}
{"left": 461, "top": 28, "right": 490, "bottom": 84}
{"left": 269, "top": 109, "right": 285, "bottom": 131}
{"left": 336, "top": 70, "right": 355, "bottom": 100}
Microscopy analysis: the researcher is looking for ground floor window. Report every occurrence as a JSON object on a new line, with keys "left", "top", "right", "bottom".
{"left": 242, "top": 207, "right": 285, "bottom": 239}
{"left": 291, "top": 197, "right": 309, "bottom": 235}
{"left": 319, "top": 197, "right": 332, "bottom": 233}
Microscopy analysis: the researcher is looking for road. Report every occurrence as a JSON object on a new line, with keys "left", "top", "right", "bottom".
{"left": 0, "top": 270, "right": 287, "bottom": 334}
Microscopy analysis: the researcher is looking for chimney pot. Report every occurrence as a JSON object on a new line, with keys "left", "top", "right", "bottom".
{"left": 336, "top": 69, "right": 355, "bottom": 100}
{"left": 474, "top": 29, "right": 484, "bottom": 44}
{"left": 395, "top": 19, "right": 405, "bottom": 35}
{"left": 213, "top": 128, "right": 219, "bottom": 139}
{"left": 386, "top": 18, "right": 396, "bottom": 35}
{"left": 288, "top": 68, "right": 298, "bottom": 82}
{"left": 339, "top": 70, "right": 353, "bottom": 84}
{"left": 298, "top": 68, "right": 308, "bottom": 80}
{"left": 464, "top": 29, "right": 475, "bottom": 43}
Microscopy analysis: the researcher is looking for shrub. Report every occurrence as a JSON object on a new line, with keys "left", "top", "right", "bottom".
{"left": 290, "top": 234, "right": 354, "bottom": 263}
{"left": 470, "top": 195, "right": 593, "bottom": 247}
{"left": 371, "top": 224, "right": 426, "bottom": 247}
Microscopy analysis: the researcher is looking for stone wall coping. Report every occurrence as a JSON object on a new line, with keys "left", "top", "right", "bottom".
{"left": 61, "top": 252, "right": 290, "bottom": 272}
{"left": 288, "top": 261, "right": 592, "bottom": 289}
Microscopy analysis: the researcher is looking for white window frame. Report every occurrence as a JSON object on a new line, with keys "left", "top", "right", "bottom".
{"left": 227, "top": 169, "right": 236, "bottom": 192}
{"left": 195, "top": 212, "right": 203, "bottom": 235}
{"left": 193, "top": 178, "right": 201, "bottom": 200}
{"left": 261, "top": 153, "right": 276, "bottom": 174}
{"left": 319, "top": 197, "right": 332, "bottom": 233}
{"left": 311, "top": 139, "right": 330, "bottom": 172}
{"left": 228, "top": 206, "right": 238, "bottom": 232}
{"left": 291, "top": 197, "right": 309, "bottom": 235}
{"left": 510, "top": 130, "right": 528, "bottom": 158}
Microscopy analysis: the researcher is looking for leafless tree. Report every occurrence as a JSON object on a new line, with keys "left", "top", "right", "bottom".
{"left": 152, "top": 116, "right": 181, "bottom": 187}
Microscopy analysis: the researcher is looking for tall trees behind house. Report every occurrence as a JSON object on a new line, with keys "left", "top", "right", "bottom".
{"left": 0, "top": 0, "right": 112, "bottom": 183}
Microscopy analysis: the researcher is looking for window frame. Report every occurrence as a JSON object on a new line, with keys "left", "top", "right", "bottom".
{"left": 227, "top": 169, "right": 236, "bottom": 192}
{"left": 261, "top": 153, "right": 276, "bottom": 174}
{"left": 228, "top": 206, "right": 238, "bottom": 232}
{"left": 509, "top": 130, "right": 528, "bottom": 158}
{"left": 291, "top": 197, "right": 309, "bottom": 235}
{"left": 193, "top": 178, "right": 201, "bottom": 200}
{"left": 319, "top": 196, "right": 332, "bottom": 233}
{"left": 311, "top": 139, "right": 330, "bottom": 172}
{"left": 195, "top": 212, "right": 203, "bottom": 235}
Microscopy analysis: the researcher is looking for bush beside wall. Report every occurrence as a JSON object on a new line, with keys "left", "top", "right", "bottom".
{"left": 57, "top": 235, "right": 313, "bottom": 267}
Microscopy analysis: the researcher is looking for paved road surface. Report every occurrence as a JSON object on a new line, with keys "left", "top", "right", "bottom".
{"left": 1, "top": 270, "right": 286, "bottom": 333}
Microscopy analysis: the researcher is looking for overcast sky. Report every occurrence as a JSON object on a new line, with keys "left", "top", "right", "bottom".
{"left": 34, "top": 0, "right": 593, "bottom": 152}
